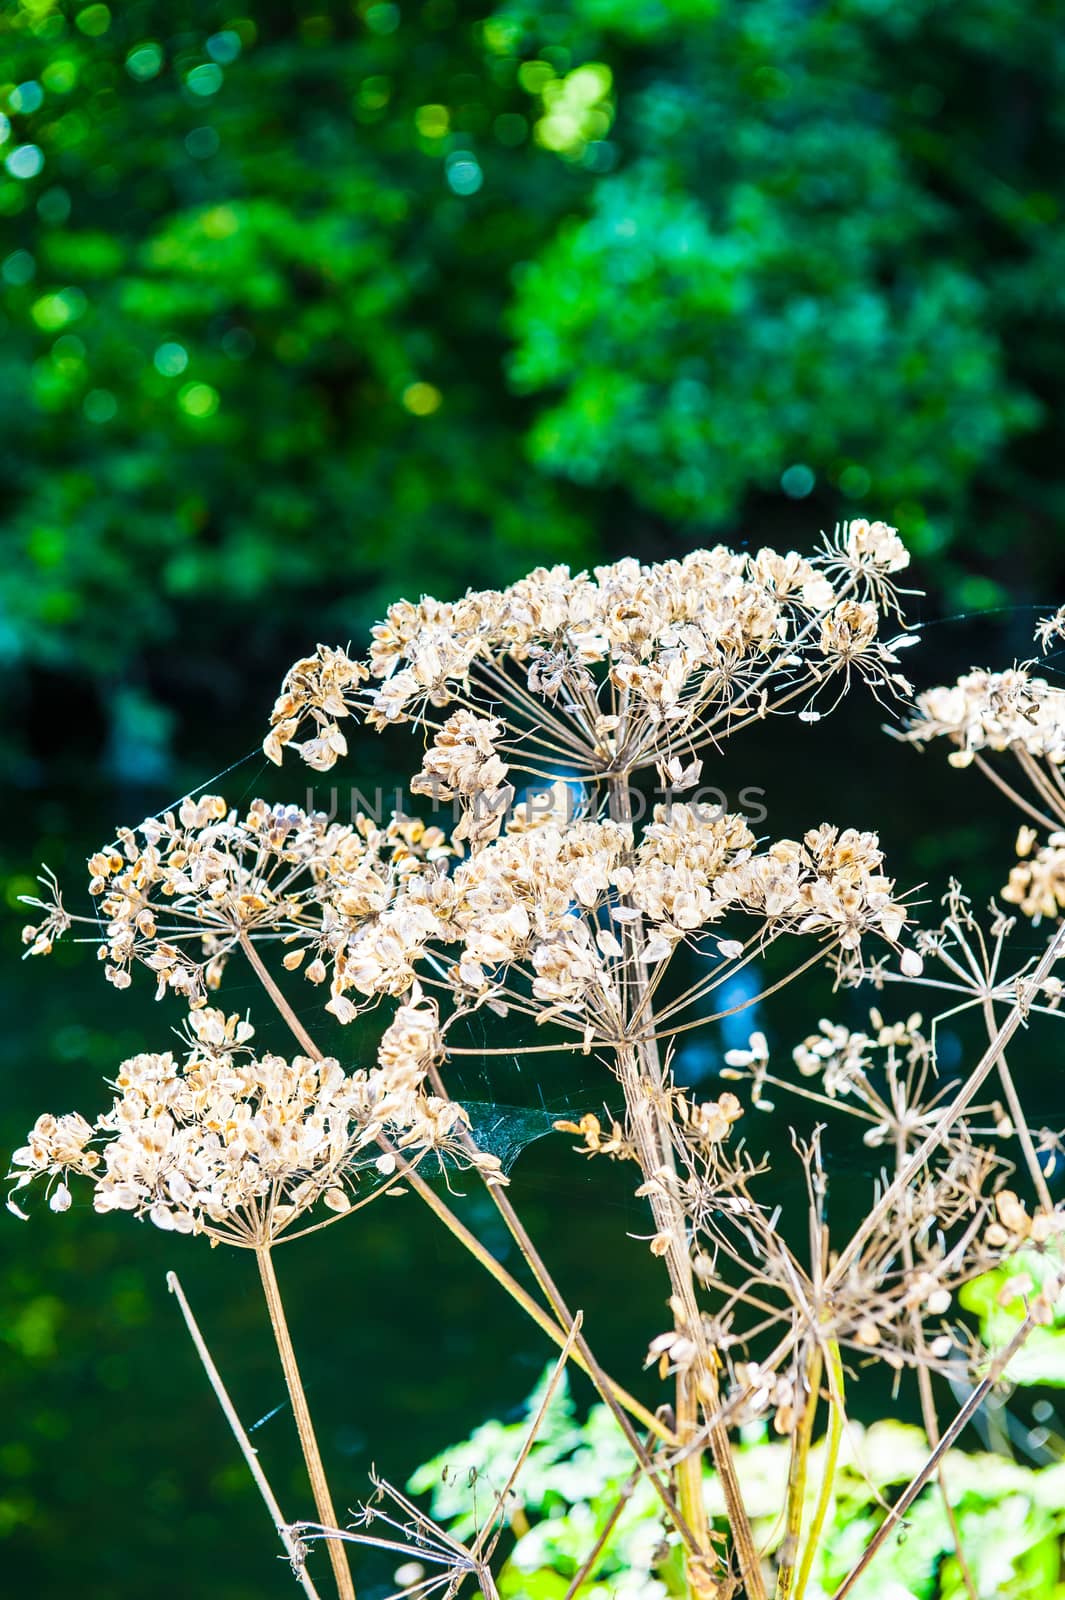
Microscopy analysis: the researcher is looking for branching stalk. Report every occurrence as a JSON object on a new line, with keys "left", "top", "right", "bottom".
{"left": 239, "top": 928, "right": 675, "bottom": 1448}
{"left": 793, "top": 1341, "right": 843, "bottom": 1600}
{"left": 608, "top": 775, "right": 763, "bottom": 1600}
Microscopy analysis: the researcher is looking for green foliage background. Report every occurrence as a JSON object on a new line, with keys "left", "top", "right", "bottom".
{"left": 3, "top": 1, "right": 1065, "bottom": 1595}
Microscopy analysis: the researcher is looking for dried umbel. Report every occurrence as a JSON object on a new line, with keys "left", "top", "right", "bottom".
{"left": 902, "top": 616, "right": 1065, "bottom": 925}
{"left": 721, "top": 1006, "right": 1065, "bottom": 1368}
{"left": 265, "top": 522, "right": 916, "bottom": 811}
{"left": 905, "top": 666, "right": 1065, "bottom": 770}
{"left": 7, "top": 995, "right": 475, "bottom": 1247}
{"left": 308, "top": 805, "right": 913, "bottom": 1043}
{"left": 21, "top": 795, "right": 448, "bottom": 1002}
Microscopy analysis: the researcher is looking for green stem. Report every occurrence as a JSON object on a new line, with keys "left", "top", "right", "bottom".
{"left": 794, "top": 1342, "right": 844, "bottom": 1600}
{"left": 774, "top": 1347, "right": 822, "bottom": 1600}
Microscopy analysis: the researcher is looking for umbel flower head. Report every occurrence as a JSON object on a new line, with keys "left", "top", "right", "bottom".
{"left": 250, "top": 526, "right": 923, "bottom": 1041}
{"left": 901, "top": 614, "right": 1065, "bottom": 922}
{"left": 8, "top": 993, "right": 495, "bottom": 1246}
{"left": 311, "top": 804, "right": 915, "bottom": 1043}
{"left": 264, "top": 523, "right": 917, "bottom": 830}
{"left": 20, "top": 795, "right": 448, "bottom": 1000}
{"left": 903, "top": 667, "right": 1065, "bottom": 770}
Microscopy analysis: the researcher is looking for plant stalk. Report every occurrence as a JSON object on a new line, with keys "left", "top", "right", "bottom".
{"left": 256, "top": 1245, "right": 356, "bottom": 1600}
{"left": 793, "top": 1341, "right": 843, "bottom": 1600}
{"left": 237, "top": 928, "right": 674, "bottom": 1447}
{"left": 773, "top": 1346, "right": 822, "bottom": 1600}
{"left": 607, "top": 776, "right": 762, "bottom": 1600}
{"left": 167, "top": 1271, "right": 324, "bottom": 1600}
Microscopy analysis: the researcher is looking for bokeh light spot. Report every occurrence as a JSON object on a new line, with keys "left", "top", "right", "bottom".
{"left": 518, "top": 60, "right": 555, "bottom": 94}
{"left": 221, "top": 326, "right": 254, "bottom": 360}
{"left": 178, "top": 382, "right": 220, "bottom": 418}
{"left": 37, "top": 185, "right": 71, "bottom": 224}
{"left": 364, "top": 3, "right": 400, "bottom": 34}
{"left": 10, "top": 82, "right": 45, "bottom": 115}
{"left": 185, "top": 126, "right": 220, "bottom": 159}
{"left": 445, "top": 151, "right": 482, "bottom": 195}
{"left": 31, "top": 288, "right": 86, "bottom": 331}
{"left": 206, "top": 31, "right": 242, "bottom": 64}
{"left": 83, "top": 389, "right": 117, "bottom": 423}
{"left": 2, "top": 249, "right": 36, "bottom": 286}
{"left": 402, "top": 381, "right": 442, "bottom": 416}
{"left": 153, "top": 341, "right": 188, "bottom": 377}
{"left": 41, "top": 60, "right": 78, "bottom": 94}
{"left": 187, "top": 64, "right": 224, "bottom": 98}
{"left": 6, "top": 144, "right": 44, "bottom": 181}
{"left": 780, "top": 463, "right": 816, "bottom": 499}
{"left": 415, "top": 104, "right": 450, "bottom": 139}
{"left": 125, "top": 43, "right": 164, "bottom": 82}
{"left": 75, "top": 4, "right": 111, "bottom": 37}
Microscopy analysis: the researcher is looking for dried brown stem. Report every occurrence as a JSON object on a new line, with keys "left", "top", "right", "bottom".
{"left": 773, "top": 1346, "right": 822, "bottom": 1600}
{"left": 256, "top": 1245, "right": 356, "bottom": 1600}
{"left": 830, "top": 1316, "right": 1036, "bottom": 1600}
{"left": 608, "top": 775, "right": 762, "bottom": 1600}
{"left": 167, "top": 1271, "right": 324, "bottom": 1600}
{"left": 239, "top": 928, "right": 674, "bottom": 1447}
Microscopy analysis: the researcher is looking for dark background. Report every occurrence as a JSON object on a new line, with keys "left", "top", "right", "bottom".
{"left": 3, "top": 1, "right": 1065, "bottom": 1594}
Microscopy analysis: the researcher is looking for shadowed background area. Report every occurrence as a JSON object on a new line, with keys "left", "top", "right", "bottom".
{"left": 3, "top": 1, "right": 1065, "bottom": 1594}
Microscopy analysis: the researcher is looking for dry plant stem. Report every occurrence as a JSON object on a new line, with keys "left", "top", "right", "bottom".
{"left": 166, "top": 1271, "right": 324, "bottom": 1600}
{"left": 980, "top": 996, "right": 1054, "bottom": 1213}
{"left": 793, "top": 1342, "right": 843, "bottom": 1600}
{"left": 1015, "top": 746, "right": 1065, "bottom": 825}
{"left": 830, "top": 916, "right": 1065, "bottom": 1290}
{"left": 773, "top": 1346, "right": 822, "bottom": 1600}
{"left": 894, "top": 1135, "right": 978, "bottom": 1600}
{"left": 913, "top": 1364, "right": 977, "bottom": 1600}
{"left": 562, "top": 1443, "right": 653, "bottom": 1600}
{"left": 256, "top": 1245, "right": 356, "bottom": 1600}
{"left": 830, "top": 1317, "right": 1036, "bottom": 1600}
{"left": 970, "top": 752, "right": 1058, "bottom": 831}
{"left": 615, "top": 1041, "right": 730, "bottom": 1597}
{"left": 399, "top": 1066, "right": 699, "bottom": 1548}
{"left": 394, "top": 1150, "right": 673, "bottom": 1443}
{"left": 238, "top": 930, "right": 327, "bottom": 1059}
{"left": 608, "top": 776, "right": 762, "bottom": 1600}
{"left": 236, "top": 931, "right": 675, "bottom": 1449}
{"left": 474, "top": 1312, "right": 583, "bottom": 1565}
{"left": 475, "top": 1161, "right": 699, "bottom": 1547}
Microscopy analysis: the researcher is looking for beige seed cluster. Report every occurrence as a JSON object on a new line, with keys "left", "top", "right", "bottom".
{"left": 7, "top": 994, "right": 486, "bottom": 1243}
{"left": 264, "top": 522, "right": 915, "bottom": 792}
{"left": 904, "top": 667, "right": 1065, "bottom": 769}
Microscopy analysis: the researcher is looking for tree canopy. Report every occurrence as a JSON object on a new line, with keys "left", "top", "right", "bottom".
{"left": 2, "top": 0, "right": 1065, "bottom": 711}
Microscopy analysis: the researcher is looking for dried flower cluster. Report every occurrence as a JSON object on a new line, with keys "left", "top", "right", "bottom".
{"left": 8, "top": 993, "right": 484, "bottom": 1245}
{"left": 265, "top": 522, "right": 916, "bottom": 813}
{"left": 904, "top": 666, "right": 1065, "bottom": 770}
{"left": 21, "top": 796, "right": 448, "bottom": 1001}
{"left": 904, "top": 620, "right": 1065, "bottom": 927}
